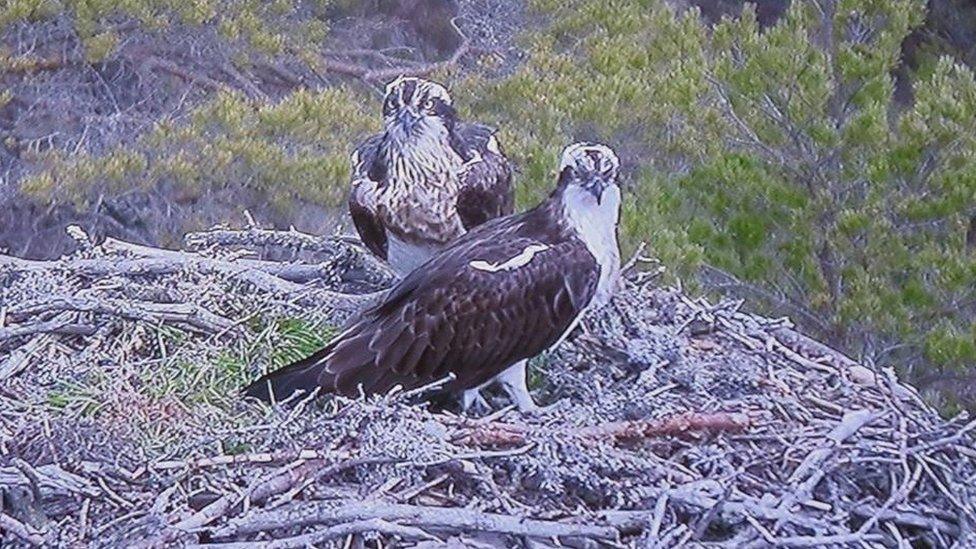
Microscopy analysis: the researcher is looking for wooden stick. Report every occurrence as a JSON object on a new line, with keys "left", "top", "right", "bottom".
{"left": 452, "top": 412, "right": 751, "bottom": 447}
{"left": 0, "top": 243, "right": 385, "bottom": 314}
{"left": 6, "top": 296, "right": 236, "bottom": 335}
{"left": 189, "top": 518, "right": 437, "bottom": 548}
{"left": 136, "top": 457, "right": 391, "bottom": 547}
{"left": 152, "top": 449, "right": 351, "bottom": 472}
{"left": 0, "top": 512, "right": 46, "bottom": 546}
{"left": 208, "top": 501, "right": 620, "bottom": 540}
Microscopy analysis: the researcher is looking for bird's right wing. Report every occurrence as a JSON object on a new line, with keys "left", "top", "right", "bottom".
{"left": 453, "top": 123, "right": 514, "bottom": 230}
{"left": 348, "top": 134, "right": 388, "bottom": 260}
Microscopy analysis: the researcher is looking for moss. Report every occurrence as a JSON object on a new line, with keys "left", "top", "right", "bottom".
{"left": 25, "top": 314, "right": 337, "bottom": 453}
{"left": 267, "top": 317, "right": 335, "bottom": 369}
{"left": 81, "top": 30, "right": 117, "bottom": 62}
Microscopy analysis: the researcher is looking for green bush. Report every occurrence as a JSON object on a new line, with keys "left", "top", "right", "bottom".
{"left": 457, "top": 0, "right": 976, "bottom": 406}
{"left": 25, "top": 88, "right": 376, "bottom": 210}
{"left": 0, "top": 0, "right": 331, "bottom": 62}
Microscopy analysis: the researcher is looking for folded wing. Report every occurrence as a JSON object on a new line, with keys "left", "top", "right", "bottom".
{"left": 453, "top": 123, "right": 514, "bottom": 230}
{"left": 244, "top": 221, "right": 598, "bottom": 402}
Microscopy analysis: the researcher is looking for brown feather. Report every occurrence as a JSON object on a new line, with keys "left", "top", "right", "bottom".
{"left": 244, "top": 199, "right": 599, "bottom": 403}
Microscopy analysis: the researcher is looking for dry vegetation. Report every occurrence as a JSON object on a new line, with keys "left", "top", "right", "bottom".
{"left": 1, "top": 227, "right": 975, "bottom": 547}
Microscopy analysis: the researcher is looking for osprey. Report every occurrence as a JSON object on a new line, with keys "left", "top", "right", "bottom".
{"left": 246, "top": 143, "right": 621, "bottom": 412}
{"left": 348, "top": 76, "right": 514, "bottom": 275}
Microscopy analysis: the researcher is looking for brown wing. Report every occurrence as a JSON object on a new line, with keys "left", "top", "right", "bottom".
{"left": 244, "top": 211, "right": 598, "bottom": 403}
{"left": 453, "top": 123, "right": 514, "bottom": 230}
{"left": 348, "top": 134, "right": 388, "bottom": 260}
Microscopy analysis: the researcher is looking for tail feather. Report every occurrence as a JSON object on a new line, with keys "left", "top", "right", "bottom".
{"left": 243, "top": 345, "right": 336, "bottom": 403}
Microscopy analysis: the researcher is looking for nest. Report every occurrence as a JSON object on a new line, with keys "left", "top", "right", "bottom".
{"left": 1, "top": 227, "right": 975, "bottom": 548}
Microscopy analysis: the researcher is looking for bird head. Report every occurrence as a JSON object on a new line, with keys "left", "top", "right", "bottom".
{"left": 382, "top": 76, "right": 456, "bottom": 141}
{"left": 557, "top": 142, "right": 620, "bottom": 206}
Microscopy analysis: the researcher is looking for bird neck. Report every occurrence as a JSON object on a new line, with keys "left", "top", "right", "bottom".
{"left": 559, "top": 184, "right": 621, "bottom": 305}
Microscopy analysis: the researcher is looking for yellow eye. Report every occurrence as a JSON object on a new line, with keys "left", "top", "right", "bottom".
{"left": 424, "top": 99, "right": 436, "bottom": 110}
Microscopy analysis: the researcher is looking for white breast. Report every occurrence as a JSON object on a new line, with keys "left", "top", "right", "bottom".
{"left": 563, "top": 185, "right": 621, "bottom": 308}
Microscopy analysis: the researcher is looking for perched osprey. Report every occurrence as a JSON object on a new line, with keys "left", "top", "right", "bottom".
{"left": 348, "top": 76, "right": 514, "bottom": 275}
{"left": 246, "top": 143, "right": 621, "bottom": 412}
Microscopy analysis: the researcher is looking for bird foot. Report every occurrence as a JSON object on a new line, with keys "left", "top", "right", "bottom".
{"left": 461, "top": 388, "right": 492, "bottom": 415}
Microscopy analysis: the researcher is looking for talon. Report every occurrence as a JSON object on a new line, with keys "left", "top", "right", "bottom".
{"left": 462, "top": 388, "right": 491, "bottom": 415}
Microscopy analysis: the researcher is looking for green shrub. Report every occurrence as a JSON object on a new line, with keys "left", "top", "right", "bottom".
{"left": 0, "top": 0, "right": 331, "bottom": 62}
{"left": 457, "top": 0, "right": 976, "bottom": 403}
{"left": 25, "top": 87, "right": 376, "bottom": 210}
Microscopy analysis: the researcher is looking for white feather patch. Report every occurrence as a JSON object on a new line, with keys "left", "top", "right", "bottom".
{"left": 486, "top": 135, "right": 501, "bottom": 155}
{"left": 470, "top": 244, "right": 550, "bottom": 273}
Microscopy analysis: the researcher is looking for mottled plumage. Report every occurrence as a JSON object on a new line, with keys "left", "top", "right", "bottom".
{"left": 348, "top": 77, "right": 513, "bottom": 275}
{"left": 247, "top": 143, "right": 621, "bottom": 412}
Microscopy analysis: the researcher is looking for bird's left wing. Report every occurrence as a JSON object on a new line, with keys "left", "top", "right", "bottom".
{"left": 452, "top": 123, "right": 514, "bottom": 230}
{"left": 348, "top": 134, "right": 388, "bottom": 260}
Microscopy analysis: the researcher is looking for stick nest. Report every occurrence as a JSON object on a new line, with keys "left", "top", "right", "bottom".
{"left": 1, "top": 227, "right": 974, "bottom": 548}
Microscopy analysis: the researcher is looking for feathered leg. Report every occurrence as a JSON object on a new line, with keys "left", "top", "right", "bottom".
{"left": 495, "top": 360, "right": 540, "bottom": 413}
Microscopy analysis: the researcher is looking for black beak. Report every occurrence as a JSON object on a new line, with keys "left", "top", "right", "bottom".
{"left": 397, "top": 109, "right": 421, "bottom": 132}
{"left": 584, "top": 176, "right": 608, "bottom": 204}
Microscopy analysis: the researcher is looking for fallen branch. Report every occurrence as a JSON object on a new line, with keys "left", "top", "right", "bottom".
{"left": 0, "top": 252, "right": 303, "bottom": 294}
{"left": 600, "top": 481, "right": 836, "bottom": 535}
{"left": 184, "top": 227, "right": 358, "bottom": 256}
{"left": 190, "top": 518, "right": 436, "bottom": 548}
{"left": 577, "top": 412, "right": 751, "bottom": 443}
{"left": 152, "top": 449, "right": 350, "bottom": 472}
{"left": 184, "top": 227, "right": 395, "bottom": 281}
{"left": 208, "top": 501, "right": 620, "bottom": 541}
{"left": 772, "top": 410, "right": 878, "bottom": 530}
{"left": 452, "top": 412, "right": 751, "bottom": 447}
{"left": 6, "top": 296, "right": 236, "bottom": 335}
{"left": 1, "top": 238, "right": 387, "bottom": 316}
{"left": 0, "top": 317, "right": 97, "bottom": 343}
{"left": 0, "top": 333, "right": 57, "bottom": 380}
{"left": 139, "top": 55, "right": 233, "bottom": 94}
{"left": 313, "top": 18, "right": 488, "bottom": 83}
{"left": 139, "top": 457, "right": 392, "bottom": 547}
{"left": 849, "top": 505, "right": 960, "bottom": 536}
{"left": 101, "top": 237, "right": 344, "bottom": 286}
{"left": 0, "top": 512, "right": 46, "bottom": 546}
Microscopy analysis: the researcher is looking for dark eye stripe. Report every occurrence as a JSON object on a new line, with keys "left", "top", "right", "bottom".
{"left": 401, "top": 80, "right": 418, "bottom": 104}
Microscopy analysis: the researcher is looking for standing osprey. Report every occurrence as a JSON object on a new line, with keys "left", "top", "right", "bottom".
{"left": 348, "top": 76, "right": 514, "bottom": 275}
{"left": 246, "top": 143, "right": 621, "bottom": 412}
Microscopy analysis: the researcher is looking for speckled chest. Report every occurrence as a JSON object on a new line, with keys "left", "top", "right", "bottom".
{"left": 376, "top": 141, "right": 467, "bottom": 246}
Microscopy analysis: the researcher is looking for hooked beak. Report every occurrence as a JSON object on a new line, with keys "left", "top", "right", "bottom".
{"left": 397, "top": 109, "right": 421, "bottom": 133}
{"left": 583, "top": 176, "right": 609, "bottom": 204}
